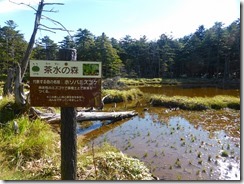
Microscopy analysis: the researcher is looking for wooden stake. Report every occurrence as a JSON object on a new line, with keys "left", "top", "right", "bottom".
{"left": 61, "top": 107, "right": 77, "bottom": 180}
{"left": 59, "top": 48, "right": 77, "bottom": 180}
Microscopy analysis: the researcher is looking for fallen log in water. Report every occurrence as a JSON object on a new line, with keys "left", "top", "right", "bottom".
{"left": 76, "top": 111, "right": 137, "bottom": 121}
{"left": 29, "top": 107, "right": 138, "bottom": 124}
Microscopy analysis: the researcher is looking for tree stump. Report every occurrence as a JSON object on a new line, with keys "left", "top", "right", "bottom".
{"left": 59, "top": 48, "right": 77, "bottom": 61}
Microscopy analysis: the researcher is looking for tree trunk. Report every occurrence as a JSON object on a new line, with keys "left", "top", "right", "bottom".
{"left": 223, "top": 54, "right": 230, "bottom": 81}
{"left": 4, "top": 0, "right": 45, "bottom": 107}
{"left": 14, "top": 63, "right": 26, "bottom": 105}
{"left": 3, "top": 67, "right": 15, "bottom": 96}
{"left": 20, "top": 0, "right": 44, "bottom": 80}
{"left": 3, "top": 64, "right": 26, "bottom": 106}
{"left": 59, "top": 48, "right": 77, "bottom": 61}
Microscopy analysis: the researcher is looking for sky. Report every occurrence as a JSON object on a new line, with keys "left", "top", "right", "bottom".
{"left": 0, "top": 0, "right": 240, "bottom": 43}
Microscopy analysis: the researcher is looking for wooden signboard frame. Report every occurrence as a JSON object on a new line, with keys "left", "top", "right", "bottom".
{"left": 29, "top": 60, "right": 102, "bottom": 107}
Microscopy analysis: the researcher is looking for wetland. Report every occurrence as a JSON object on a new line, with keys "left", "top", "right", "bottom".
{"left": 78, "top": 85, "right": 240, "bottom": 180}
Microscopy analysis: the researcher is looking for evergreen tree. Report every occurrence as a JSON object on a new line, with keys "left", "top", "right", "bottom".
{"left": 74, "top": 28, "right": 96, "bottom": 60}
{"left": 33, "top": 36, "right": 58, "bottom": 60}
{"left": 157, "top": 34, "right": 176, "bottom": 78}
{"left": 0, "top": 20, "right": 27, "bottom": 75}
{"left": 0, "top": 18, "right": 240, "bottom": 81}
{"left": 59, "top": 36, "right": 76, "bottom": 49}
{"left": 95, "top": 33, "right": 123, "bottom": 78}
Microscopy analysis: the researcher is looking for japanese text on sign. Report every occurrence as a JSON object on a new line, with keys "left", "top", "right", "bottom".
{"left": 30, "top": 78, "right": 102, "bottom": 107}
{"left": 32, "top": 79, "right": 99, "bottom": 94}
{"left": 30, "top": 60, "right": 101, "bottom": 78}
{"left": 29, "top": 60, "right": 102, "bottom": 107}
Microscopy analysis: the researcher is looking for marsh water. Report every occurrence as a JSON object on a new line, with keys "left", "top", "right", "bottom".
{"left": 78, "top": 86, "right": 240, "bottom": 180}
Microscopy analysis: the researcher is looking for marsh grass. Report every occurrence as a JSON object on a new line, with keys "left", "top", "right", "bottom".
{"left": 0, "top": 81, "right": 4, "bottom": 95}
{"left": 119, "top": 78, "right": 162, "bottom": 86}
{"left": 221, "top": 150, "right": 229, "bottom": 157}
{"left": 102, "top": 88, "right": 143, "bottom": 104}
{"left": 0, "top": 117, "right": 59, "bottom": 163}
{"left": 0, "top": 116, "right": 60, "bottom": 180}
{"left": 0, "top": 117, "right": 154, "bottom": 180}
{"left": 0, "top": 96, "right": 21, "bottom": 123}
{"left": 174, "top": 158, "right": 181, "bottom": 168}
{"left": 150, "top": 95, "right": 240, "bottom": 110}
{"left": 77, "top": 143, "right": 154, "bottom": 180}
{"left": 101, "top": 87, "right": 239, "bottom": 111}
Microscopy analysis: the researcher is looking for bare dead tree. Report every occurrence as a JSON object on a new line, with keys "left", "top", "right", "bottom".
{"left": 6, "top": 0, "right": 73, "bottom": 105}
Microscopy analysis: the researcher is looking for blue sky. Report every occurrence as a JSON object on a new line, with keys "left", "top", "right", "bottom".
{"left": 0, "top": 0, "right": 240, "bottom": 43}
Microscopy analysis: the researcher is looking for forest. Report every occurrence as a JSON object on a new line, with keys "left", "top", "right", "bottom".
{"left": 0, "top": 19, "right": 240, "bottom": 80}
{"left": 0, "top": 17, "right": 241, "bottom": 180}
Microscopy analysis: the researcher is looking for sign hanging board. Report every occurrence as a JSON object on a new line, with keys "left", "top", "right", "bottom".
{"left": 29, "top": 60, "right": 102, "bottom": 107}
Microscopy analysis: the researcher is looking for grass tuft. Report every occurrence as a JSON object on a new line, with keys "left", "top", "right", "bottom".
{"left": 150, "top": 95, "right": 239, "bottom": 110}
{"left": 102, "top": 88, "right": 143, "bottom": 103}
{"left": 0, "top": 116, "right": 59, "bottom": 174}
{"left": 93, "top": 151, "right": 154, "bottom": 180}
{"left": 0, "top": 96, "right": 20, "bottom": 123}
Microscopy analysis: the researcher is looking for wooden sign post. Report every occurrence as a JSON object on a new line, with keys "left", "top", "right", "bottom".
{"left": 61, "top": 106, "right": 77, "bottom": 180}
{"left": 29, "top": 49, "right": 102, "bottom": 180}
{"left": 59, "top": 48, "right": 77, "bottom": 180}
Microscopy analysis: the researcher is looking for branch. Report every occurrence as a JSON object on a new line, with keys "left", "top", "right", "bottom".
{"left": 9, "top": 0, "right": 72, "bottom": 38}
{"left": 39, "top": 24, "right": 62, "bottom": 31}
{"left": 43, "top": 3, "right": 64, "bottom": 6}
{"left": 42, "top": 8, "right": 59, "bottom": 13}
{"left": 41, "top": 14, "right": 74, "bottom": 38}
{"left": 42, "top": 8, "right": 58, "bottom": 13}
{"left": 38, "top": 27, "right": 56, "bottom": 34}
{"left": 42, "top": 3, "right": 64, "bottom": 13}
{"left": 38, "top": 24, "right": 74, "bottom": 35}
{"left": 9, "top": 1, "right": 64, "bottom": 13}
{"left": 9, "top": 0, "right": 37, "bottom": 11}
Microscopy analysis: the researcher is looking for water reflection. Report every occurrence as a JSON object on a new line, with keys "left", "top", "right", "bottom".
{"left": 78, "top": 111, "right": 240, "bottom": 180}
{"left": 139, "top": 86, "right": 240, "bottom": 97}
{"left": 77, "top": 86, "right": 240, "bottom": 180}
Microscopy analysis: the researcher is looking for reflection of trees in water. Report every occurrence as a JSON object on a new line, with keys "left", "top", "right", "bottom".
{"left": 78, "top": 119, "right": 128, "bottom": 144}
{"left": 153, "top": 108, "right": 240, "bottom": 138}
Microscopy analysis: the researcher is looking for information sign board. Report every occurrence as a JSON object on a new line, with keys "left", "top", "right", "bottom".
{"left": 29, "top": 60, "right": 102, "bottom": 107}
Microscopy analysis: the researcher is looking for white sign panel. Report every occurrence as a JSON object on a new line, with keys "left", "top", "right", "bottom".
{"left": 30, "top": 60, "right": 102, "bottom": 78}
